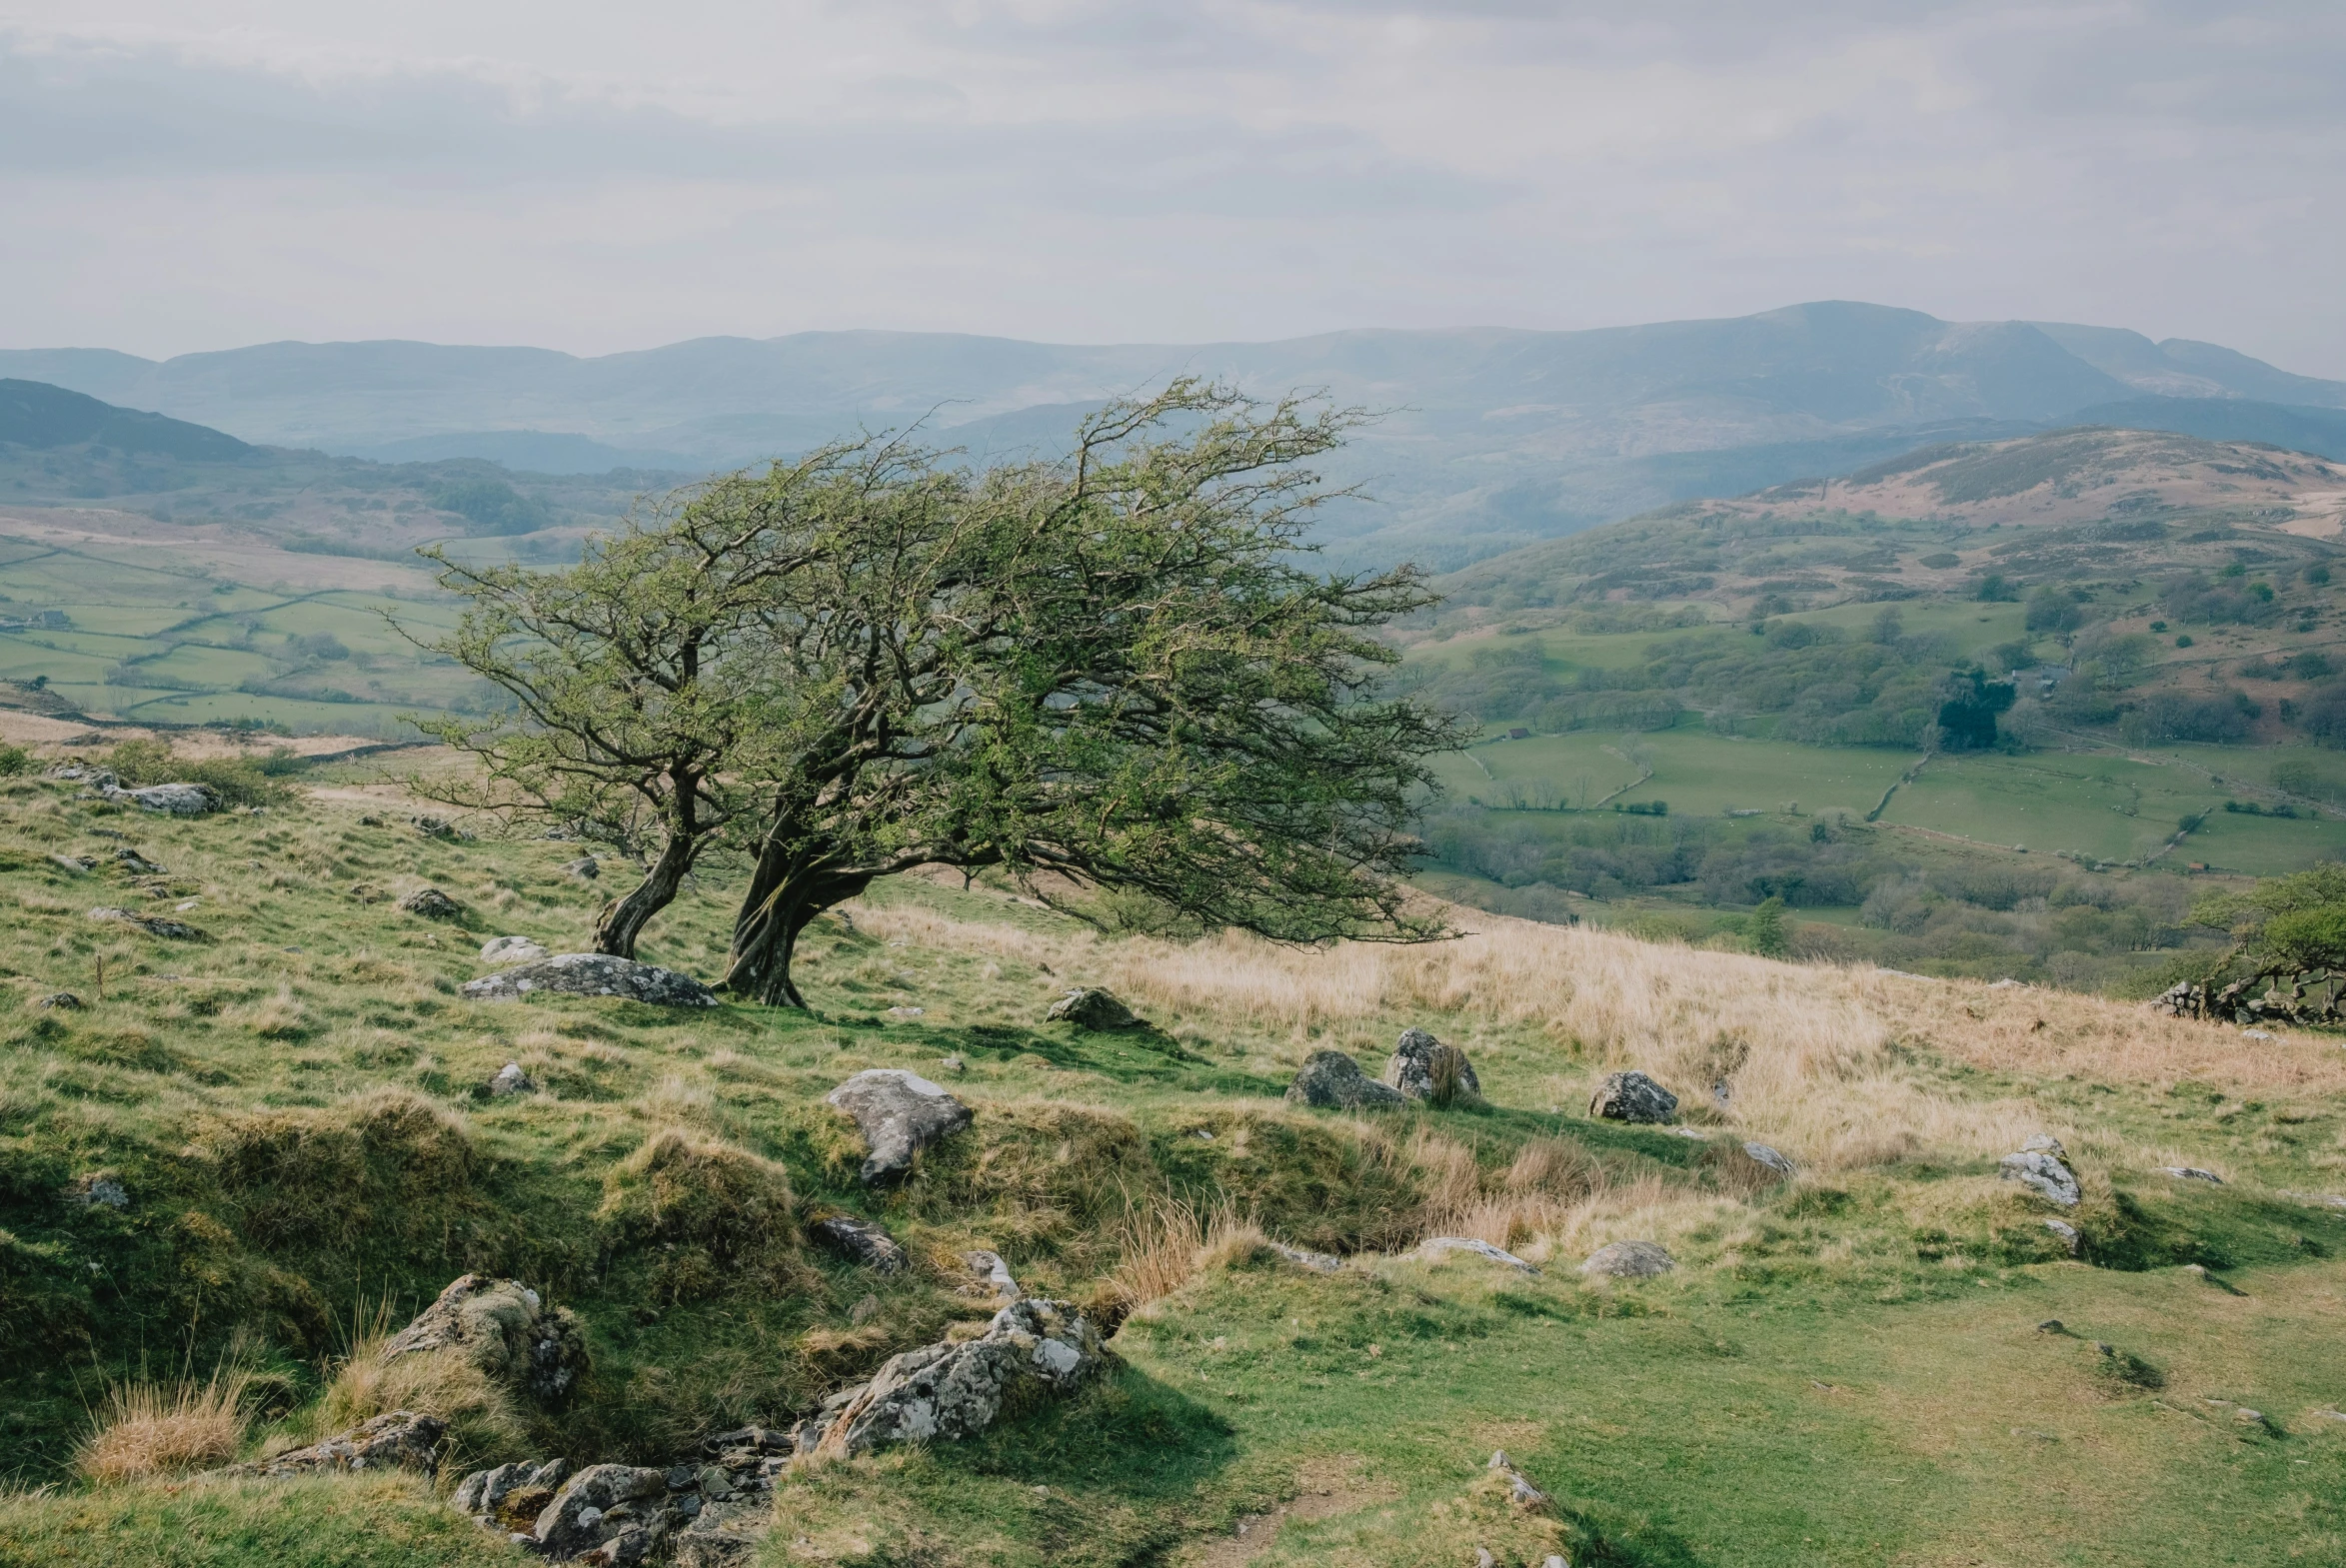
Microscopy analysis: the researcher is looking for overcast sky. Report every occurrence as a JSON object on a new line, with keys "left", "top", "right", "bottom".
{"left": 3, "top": 1, "right": 2341, "bottom": 372}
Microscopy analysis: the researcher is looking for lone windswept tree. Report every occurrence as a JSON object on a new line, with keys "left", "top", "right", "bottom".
{"left": 426, "top": 381, "right": 1463, "bottom": 999}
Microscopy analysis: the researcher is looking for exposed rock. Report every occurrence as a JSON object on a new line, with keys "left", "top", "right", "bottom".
{"left": 462, "top": 953, "right": 719, "bottom": 1007}
{"left": 100, "top": 781, "right": 219, "bottom": 815}
{"left": 1044, "top": 987, "right": 1140, "bottom": 1029}
{"left": 1383, "top": 1027, "right": 1480, "bottom": 1102}
{"left": 489, "top": 1062, "right": 536, "bottom": 1097}
{"left": 482, "top": 934, "right": 552, "bottom": 964}
{"left": 2159, "top": 1166, "right": 2225, "bottom": 1183}
{"left": 1999, "top": 1149, "right": 2081, "bottom": 1208}
{"left": 382, "top": 1273, "right": 590, "bottom": 1406}
{"left": 826, "top": 1068, "right": 972, "bottom": 1184}
{"left": 1588, "top": 1070, "right": 1678, "bottom": 1124}
{"left": 1486, "top": 1449, "right": 1551, "bottom": 1512}
{"left": 1418, "top": 1236, "right": 1537, "bottom": 1273}
{"left": 796, "top": 1298, "right": 1111, "bottom": 1458}
{"left": 455, "top": 1457, "right": 572, "bottom": 1531}
{"left": 565, "top": 856, "right": 601, "bottom": 880}
{"left": 113, "top": 846, "right": 167, "bottom": 875}
{"left": 1284, "top": 1049, "right": 1406, "bottom": 1109}
{"left": 73, "top": 1175, "right": 129, "bottom": 1208}
{"left": 48, "top": 852, "right": 95, "bottom": 874}
{"left": 240, "top": 1411, "right": 447, "bottom": 1478}
{"left": 2043, "top": 1218, "right": 2081, "bottom": 1254}
{"left": 533, "top": 1463, "right": 670, "bottom": 1560}
{"left": 1268, "top": 1241, "right": 1346, "bottom": 1273}
{"left": 412, "top": 813, "right": 470, "bottom": 840}
{"left": 400, "top": 886, "right": 465, "bottom": 920}
{"left": 36, "top": 991, "right": 83, "bottom": 1010}
{"left": 963, "top": 1248, "right": 1022, "bottom": 1302}
{"left": 810, "top": 1213, "right": 909, "bottom": 1273}
{"left": 1742, "top": 1141, "right": 1796, "bottom": 1176}
{"left": 2023, "top": 1133, "right": 2066, "bottom": 1156}
{"left": 1580, "top": 1239, "right": 1676, "bottom": 1278}
{"left": 2154, "top": 980, "right": 2203, "bottom": 1017}
{"left": 87, "top": 906, "right": 209, "bottom": 940}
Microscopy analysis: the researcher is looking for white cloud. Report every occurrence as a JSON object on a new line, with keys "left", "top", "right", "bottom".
{"left": 0, "top": 1, "right": 2340, "bottom": 371}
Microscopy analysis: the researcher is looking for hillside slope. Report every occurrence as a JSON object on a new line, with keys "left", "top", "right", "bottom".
{"left": 2, "top": 764, "right": 2345, "bottom": 1565}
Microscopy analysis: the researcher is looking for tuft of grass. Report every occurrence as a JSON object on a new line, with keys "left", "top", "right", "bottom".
{"left": 596, "top": 1126, "right": 799, "bottom": 1302}
{"left": 77, "top": 1371, "right": 253, "bottom": 1484}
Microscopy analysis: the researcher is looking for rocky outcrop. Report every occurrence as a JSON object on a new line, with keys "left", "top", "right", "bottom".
{"left": 382, "top": 1274, "right": 589, "bottom": 1406}
{"left": 1383, "top": 1027, "right": 1480, "bottom": 1103}
{"left": 1486, "top": 1449, "right": 1551, "bottom": 1511}
{"left": 37, "top": 991, "right": 83, "bottom": 1009}
{"left": 454, "top": 1456, "right": 570, "bottom": 1532}
{"left": 453, "top": 1431, "right": 795, "bottom": 1566}
{"left": 1589, "top": 1070, "right": 1678, "bottom": 1124}
{"left": 482, "top": 934, "right": 551, "bottom": 964}
{"left": 1284, "top": 1050, "right": 1406, "bottom": 1109}
{"left": 240, "top": 1411, "right": 446, "bottom": 1478}
{"left": 826, "top": 1068, "right": 972, "bottom": 1184}
{"left": 793, "top": 1298, "right": 1111, "bottom": 1458}
{"left": 962, "top": 1249, "right": 1021, "bottom": 1302}
{"left": 1580, "top": 1240, "right": 1675, "bottom": 1277}
{"left": 400, "top": 886, "right": 465, "bottom": 920}
{"left": 809, "top": 1213, "right": 909, "bottom": 1273}
{"left": 87, "top": 906, "right": 208, "bottom": 940}
{"left": 1998, "top": 1146, "right": 2081, "bottom": 1207}
{"left": 461, "top": 953, "right": 719, "bottom": 1007}
{"left": 1418, "top": 1236, "right": 1537, "bottom": 1272}
{"left": 1741, "top": 1141, "right": 1796, "bottom": 1177}
{"left": 532, "top": 1464, "right": 672, "bottom": 1562}
{"left": 100, "top": 780, "right": 218, "bottom": 815}
{"left": 1044, "top": 987, "right": 1140, "bottom": 1029}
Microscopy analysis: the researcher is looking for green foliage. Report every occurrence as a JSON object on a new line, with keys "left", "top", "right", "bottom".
{"left": 428, "top": 478, "right": 553, "bottom": 537}
{"left": 0, "top": 743, "right": 30, "bottom": 778}
{"left": 1746, "top": 895, "right": 1789, "bottom": 957}
{"left": 102, "top": 740, "right": 288, "bottom": 807}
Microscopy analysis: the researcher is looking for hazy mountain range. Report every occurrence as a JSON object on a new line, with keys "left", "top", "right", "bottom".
{"left": 8, "top": 301, "right": 2345, "bottom": 570}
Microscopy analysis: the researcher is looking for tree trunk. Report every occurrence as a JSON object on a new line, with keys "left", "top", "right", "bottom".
{"left": 593, "top": 830, "right": 696, "bottom": 958}
{"left": 719, "top": 834, "right": 872, "bottom": 1006}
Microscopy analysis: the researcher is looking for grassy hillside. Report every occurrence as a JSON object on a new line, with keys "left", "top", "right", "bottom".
{"left": 3, "top": 759, "right": 2346, "bottom": 1564}
{"left": 1394, "top": 427, "right": 2346, "bottom": 987}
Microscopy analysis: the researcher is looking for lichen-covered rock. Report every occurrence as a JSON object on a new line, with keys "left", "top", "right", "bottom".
{"left": 1284, "top": 1049, "right": 1406, "bottom": 1109}
{"left": 382, "top": 1273, "right": 590, "bottom": 1406}
{"left": 826, "top": 1068, "right": 973, "bottom": 1184}
{"left": 1741, "top": 1141, "right": 1796, "bottom": 1177}
{"left": 1044, "top": 987, "right": 1140, "bottom": 1029}
{"left": 1418, "top": 1236, "right": 1537, "bottom": 1272}
{"left": 962, "top": 1248, "right": 1021, "bottom": 1302}
{"left": 37, "top": 991, "right": 84, "bottom": 1010}
{"left": 461, "top": 953, "right": 718, "bottom": 1007}
{"left": 1486, "top": 1449, "right": 1551, "bottom": 1512}
{"left": 489, "top": 1061, "right": 535, "bottom": 1097}
{"left": 1999, "top": 1148, "right": 2081, "bottom": 1207}
{"left": 532, "top": 1463, "right": 669, "bottom": 1560}
{"left": 1383, "top": 1027, "right": 1480, "bottom": 1102}
{"left": 241, "top": 1411, "right": 447, "bottom": 1478}
{"left": 1580, "top": 1240, "right": 1675, "bottom": 1277}
{"left": 400, "top": 886, "right": 465, "bottom": 920}
{"left": 454, "top": 1457, "right": 571, "bottom": 1530}
{"left": 87, "top": 906, "right": 209, "bottom": 940}
{"left": 482, "top": 934, "right": 551, "bottom": 964}
{"left": 100, "top": 781, "right": 218, "bottom": 815}
{"left": 1588, "top": 1070, "right": 1678, "bottom": 1124}
{"left": 564, "top": 856, "right": 600, "bottom": 880}
{"left": 798, "top": 1298, "right": 1111, "bottom": 1458}
{"left": 810, "top": 1213, "right": 909, "bottom": 1273}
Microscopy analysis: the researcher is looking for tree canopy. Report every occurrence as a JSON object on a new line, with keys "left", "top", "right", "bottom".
{"left": 423, "top": 381, "right": 1464, "bottom": 1005}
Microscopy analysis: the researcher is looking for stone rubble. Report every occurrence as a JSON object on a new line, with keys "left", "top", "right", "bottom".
{"left": 462, "top": 953, "right": 719, "bottom": 1007}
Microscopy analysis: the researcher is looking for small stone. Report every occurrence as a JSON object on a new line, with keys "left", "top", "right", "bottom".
{"left": 849, "top": 1294, "right": 880, "bottom": 1325}
{"left": 1418, "top": 1236, "right": 1538, "bottom": 1273}
{"left": 1284, "top": 1050, "right": 1406, "bottom": 1109}
{"left": 2159, "top": 1166, "right": 2225, "bottom": 1184}
{"left": 810, "top": 1213, "right": 910, "bottom": 1273}
{"left": 1044, "top": 987, "right": 1140, "bottom": 1029}
{"left": 488, "top": 1062, "right": 535, "bottom": 1097}
{"left": 481, "top": 935, "right": 552, "bottom": 965}
{"left": 99, "top": 781, "right": 218, "bottom": 815}
{"left": 87, "top": 906, "right": 208, "bottom": 940}
{"left": 1999, "top": 1148, "right": 2081, "bottom": 1208}
{"left": 884, "top": 1005, "right": 926, "bottom": 1019}
{"left": 2242, "top": 1028, "right": 2276, "bottom": 1040}
{"left": 36, "top": 991, "right": 83, "bottom": 1010}
{"left": 1742, "top": 1141, "right": 1796, "bottom": 1176}
{"left": 400, "top": 886, "right": 464, "bottom": 920}
{"left": 2042, "top": 1218, "right": 2081, "bottom": 1254}
{"left": 1588, "top": 1070, "right": 1678, "bottom": 1124}
{"left": 2036, "top": 1319, "right": 2065, "bottom": 1334}
{"left": 826, "top": 1069, "right": 973, "bottom": 1184}
{"left": 963, "top": 1248, "right": 1022, "bottom": 1302}
{"left": 2235, "top": 1407, "right": 2264, "bottom": 1424}
{"left": 565, "top": 856, "right": 600, "bottom": 880}
{"left": 940, "top": 1053, "right": 966, "bottom": 1074}
{"left": 1581, "top": 1240, "right": 1676, "bottom": 1277}
{"left": 1382, "top": 1027, "right": 1479, "bottom": 1102}
{"left": 75, "top": 1175, "right": 129, "bottom": 1208}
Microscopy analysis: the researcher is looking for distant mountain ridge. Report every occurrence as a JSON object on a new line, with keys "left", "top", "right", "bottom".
{"left": 6, "top": 303, "right": 2341, "bottom": 569}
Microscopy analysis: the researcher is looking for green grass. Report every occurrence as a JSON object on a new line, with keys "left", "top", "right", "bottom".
{"left": 3, "top": 775, "right": 2346, "bottom": 1564}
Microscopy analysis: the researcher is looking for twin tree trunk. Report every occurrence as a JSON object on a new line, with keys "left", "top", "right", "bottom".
{"left": 717, "top": 833, "right": 878, "bottom": 1007}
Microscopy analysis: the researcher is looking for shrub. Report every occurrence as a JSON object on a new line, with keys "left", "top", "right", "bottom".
{"left": 0, "top": 744, "right": 30, "bottom": 778}
{"left": 103, "top": 740, "right": 289, "bottom": 807}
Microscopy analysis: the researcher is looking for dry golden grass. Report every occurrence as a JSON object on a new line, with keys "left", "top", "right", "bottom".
{"left": 77, "top": 1371, "right": 251, "bottom": 1483}
{"left": 1109, "top": 1198, "right": 1272, "bottom": 1309}
{"left": 319, "top": 1335, "right": 525, "bottom": 1461}
{"left": 856, "top": 895, "right": 2346, "bottom": 1176}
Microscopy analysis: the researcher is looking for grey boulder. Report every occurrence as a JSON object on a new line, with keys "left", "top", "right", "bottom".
{"left": 1581, "top": 1240, "right": 1676, "bottom": 1277}
{"left": 462, "top": 953, "right": 718, "bottom": 1007}
{"left": 565, "top": 856, "right": 601, "bottom": 880}
{"left": 533, "top": 1463, "right": 669, "bottom": 1560}
{"left": 87, "top": 906, "right": 209, "bottom": 941}
{"left": 238, "top": 1411, "right": 447, "bottom": 1478}
{"left": 101, "top": 781, "right": 218, "bottom": 815}
{"left": 1383, "top": 1027, "right": 1480, "bottom": 1102}
{"left": 481, "top": 934, "right": 551, "bottom": 964}
{"left": 1999, "top": 1149, "right": 2081, "bottom": 1207}
{"left": 796, "top": 1298, "right": 1110, "bottom": 1458}
{"left": 810, "top": 1213, "right": 909, "bottom": 1273}
{"left": 488, "top": 1061, "right": 536, "bottom": 1096}
{"left": 1417, "top": 1236, "right": 1537, "bottom": 1273}
{"left": 400, "top": 886, "right": 465, "bottom": 920}
{"left": 1045, "top": 987, "right": 1140, "bottom": 1029}
{"left": 382, "top": 1273, "right": 589, "bottom": 1406}
{"left": 1284, "top": 1049, "right": 1406, "bottom": 1109}
{"left": 1589, "top": 1070, "right": 1679, "bottom": 1124}
{"left": 827, "top": 1068, "right": 972, "bottom": 1184}
{"left": 1742, "top": 1141, "right": 1796, "bottom": 1177}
